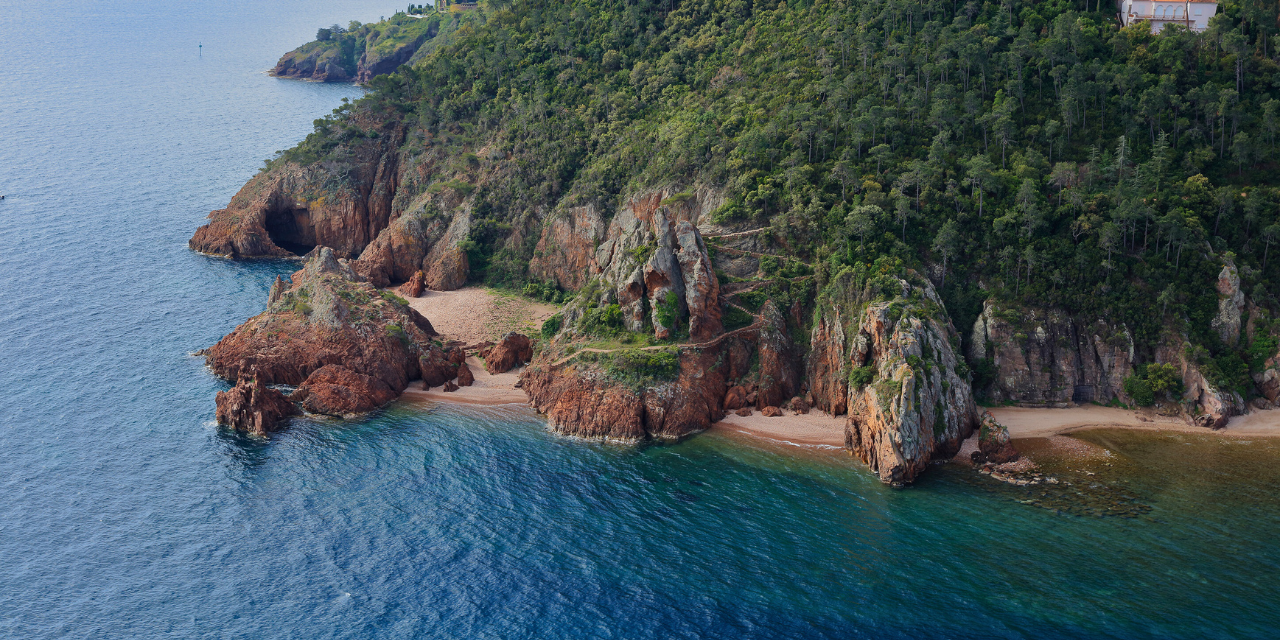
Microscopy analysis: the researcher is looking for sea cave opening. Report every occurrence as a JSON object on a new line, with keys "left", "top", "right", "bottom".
{"left": 263, "top": 206, "right": 317, "bottom": 255}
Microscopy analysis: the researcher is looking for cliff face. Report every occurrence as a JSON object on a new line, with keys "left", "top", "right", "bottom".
{"left": 806, "top": 268, "right": 977, "bottom": 485}
{"left": 190, "top": 120, "right": 405, "bottom": 260}
{"left": 968, "top": 301, "right": 1134, "bottom": 406}
{"left": 207, "top": 248, "right": 438, "bottom": 422}
{"left": 530, "top": 189, "right": 725, "bottom": 341}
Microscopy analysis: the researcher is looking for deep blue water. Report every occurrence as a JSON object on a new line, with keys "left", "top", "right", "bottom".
{"left": 2, "top": 2, "right": 1279, "bottom": 638}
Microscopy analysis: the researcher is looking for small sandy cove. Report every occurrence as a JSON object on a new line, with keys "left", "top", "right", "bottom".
{"left": 402, "top": 287, "right": 558, "bottom": 345}
{"left": 710, "top": 403, "right": 1280, "bottom": 452}
{"left": 395, "top": 287, "right": 557, "bottom": 406}
{"left": 989, "top": 405, "right": 1280, "bottom": 439}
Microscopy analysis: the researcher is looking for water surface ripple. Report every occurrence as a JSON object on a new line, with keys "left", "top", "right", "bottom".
{"left": 1, "top": 2, "right": 1277, "bottom": 638}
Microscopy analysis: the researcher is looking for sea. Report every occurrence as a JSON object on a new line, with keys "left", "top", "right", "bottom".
{"left": 1, "top": 1, "right": 1278, "bottom": 638}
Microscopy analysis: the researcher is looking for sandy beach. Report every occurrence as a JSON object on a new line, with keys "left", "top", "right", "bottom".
{"left": 400, "top": 286, "right": 559, "bottom": 344}
{"left": 392, "top": 286, "right": 554, "bottom": 407}
{"left": 400, "top": 356, "right": 529, "bottom": 406}
{"left": 711, "top": 409, "right": 847, "bottom": 448}
{"left": 989, "top": 405, "right": 1280, "bottom": 438}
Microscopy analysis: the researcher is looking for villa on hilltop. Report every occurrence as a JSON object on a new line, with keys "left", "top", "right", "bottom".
{"left": 1117, "top": 0, "right": 1219, "bottom": 33}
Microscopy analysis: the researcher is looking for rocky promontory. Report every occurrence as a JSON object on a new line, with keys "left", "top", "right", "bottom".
{"left": 207, "top": 247, "right": 439, "bottom": 428}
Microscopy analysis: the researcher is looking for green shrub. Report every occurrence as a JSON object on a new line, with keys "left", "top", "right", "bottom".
{"left": 379, "top": 290, "right": 409, "bottom": 306}
{"left": 386, "top": 323, "right": 408, "bottom": 344}
{"left": 541, "top": 314, "right": 563, "bottom": 339}
{"left": 1249, "top": 336, "right": 1278, "bottom": 372}
{"left": 580, "top": 303, "right": 624, "bottom": 335}
{"left": 1123, "top": 375, "right": 1155, "bottom": 406}
{"left": 607, "top": 348, "right": 681, "bottom": 382}
{"left": 849, "top": 365, "right": 876, "bottom": 388}
{"left": 723, "top": 305, "right": 754, "bottom": 331}
{"left": 654, "top": 291, "right": 680, "bottom": 333}
{"left": 736, "top": 291, "right": 766, "bottom": 313}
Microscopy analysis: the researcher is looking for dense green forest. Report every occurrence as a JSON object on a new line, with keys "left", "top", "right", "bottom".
{"left": 281, "top": 0, "right": 1280, "bottom": 393}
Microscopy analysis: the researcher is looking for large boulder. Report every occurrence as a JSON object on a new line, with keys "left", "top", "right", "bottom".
{"left": 974, "top": 411, "right": 1020, "bottom": 464}
{"left": 293, "top": 364, "right": 397, "bottom": 416}
{"left": 215, "top": 376, "right": 297, "bottom": 436}
{"left": 523, "top": 346, "right": 729, "bottom": 442}
{"left": 483, "top": 333, "right": 534, "bottom": 374}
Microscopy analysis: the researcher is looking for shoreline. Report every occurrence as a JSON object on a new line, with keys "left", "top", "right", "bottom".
{"left": 399, "top": 356, "right": 530, "bottom": 407}
{"left": 705, "top": 403, "right": 1280, "bottom": 457}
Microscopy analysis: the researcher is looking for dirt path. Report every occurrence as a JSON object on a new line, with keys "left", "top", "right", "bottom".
{"left": 704, "top": 227, "right": 771, "bottom": 240}
{"left": 549, "top": 317, "right": 766, "bottom": 367}
{"left": 396, "top": 287, "right": 558, "bottom": 344}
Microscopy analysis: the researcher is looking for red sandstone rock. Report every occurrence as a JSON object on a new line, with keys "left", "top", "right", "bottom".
{"left": 735, "top": 407, "right": 753, "bottom": 417}
{"left": 443, "top": 381, "right": 459, "bottom": 393}
{"left": 756, "top": 300, "right": 798, "bottom": 409}
{"left": 788, "top": 396, "right": 809, "bottom": 414}
{"left": 456, "top": 363, "right": 474, "bottom": 386}
{"left": 205, "top": 248, "right": 435, "bottom": 426}
{"left": 419, "top": 345, "right": 457, "bottom": 388}
{"left": 522, "top": 346, "right": 728, "bottom": 441}
{"left": 761, "top": 406, "right": 782, "bottom": 417}
{"left": 723, "top": 385, "right": 747, "bottom": 410}
{"left": 215, "top": 376, "right": 296, "bottom": 436}
{"left": 399, "top": 270, "right": 425, "bottom": 298}
{"left": 483, "top": 333, "right": 533, "bottom": 374}
{"left": 294, "top": 364, "right": 397, "bottom": 416}
{"left": 808, "top": 270, "right": 977, "bottom": 485}
{"left": 190, "top": 121, "right": 405, "bottom": 260}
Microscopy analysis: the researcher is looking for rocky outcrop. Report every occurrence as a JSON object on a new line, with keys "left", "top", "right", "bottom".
{"left": 205, "top": 247, "right": 437, "bottom": 420}
{"left": 271, "top": 23, "right": 436, "bottom": 84}
{"left": 215, "top": 376, "right": 297, "bottom": 436}
{"left": 355, "top": 33, "right": 432, "bottom": 83}
{"left": 482, "top": 333, "right": 533, "bottom": 374}
{"left": 530, "top": 190, "right": 723, "bottom": 341}
{"left": 419, "top": 345, "right": 461, "bottom": 388}
{"left": 974, "top": 411, "right": 1019, "bottom": 464}
{"left": 190, "top": 120, "right": 406, "bottom": 259}
{"left": 292, "top": 364, "right": 397, "bottom": 416}
{"left": 399, "top": 270, "right": 425, "bottom": 297}
{"left": 1211, "top": 260, "right": 1244, "bottom": 346}
{"left": 755, "top": 300, "right": 799, "bottom": 409}
{"left": 1153, "top": 337, "right": 1245, "bottom": 429}
{"left": 969, "top": 301, "right": 1134, "bottom": 406}
{"left": 456, "top": 362, "right": 474, "bottom": 386}
{"left": 522, "top": 346, "right": 729, "bottom": 441}
{"left": 806, "top": 267, "right": 977, "bottom": 485}
{"left": 271, "top": 43, "right": 356, "bottom": 82}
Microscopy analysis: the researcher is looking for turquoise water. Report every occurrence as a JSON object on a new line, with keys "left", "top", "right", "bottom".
{"left": 2, "top": 1, "right": 1279, "bottom": 638}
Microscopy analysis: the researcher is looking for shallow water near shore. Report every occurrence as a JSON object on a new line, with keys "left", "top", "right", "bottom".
{"left": 3, "top": 1, "right": 1280, "bottom": 638}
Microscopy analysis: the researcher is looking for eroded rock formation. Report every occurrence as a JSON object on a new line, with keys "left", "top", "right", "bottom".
{"left": 205, "top": 247, "right": 437, "bottom": 418}
{"left": 190, "top": 120, "right": 406, "bottom": 259}
{"left": 806, "top": 268, "right": 977, "bottom": 485}
{"left": 215, "top": 376, "right": 297, "bottom": 436}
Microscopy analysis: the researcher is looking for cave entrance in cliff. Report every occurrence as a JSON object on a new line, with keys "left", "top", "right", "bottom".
{"left": 263, "top": 206, "right": 317, "bottom": 255}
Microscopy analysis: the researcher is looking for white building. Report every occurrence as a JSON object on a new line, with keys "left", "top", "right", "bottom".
{"left": 1117, "top": 0, "right": 1218, "bottom": 33}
